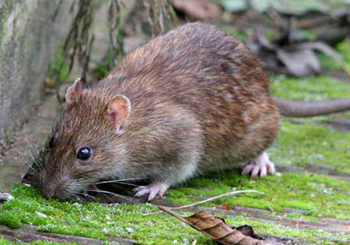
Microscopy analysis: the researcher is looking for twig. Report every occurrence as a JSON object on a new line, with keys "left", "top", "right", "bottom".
{"left": 169, "top": 190, "right": 263, "bottom": 210}
{"left": 144, "top": 189, "right": 263, "bottom": 216}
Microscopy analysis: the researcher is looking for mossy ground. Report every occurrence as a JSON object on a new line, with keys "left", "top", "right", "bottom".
{"left": 1, "top": 184, "right": 350, "bottom": 245}
{"left": 1, "top": 36, "right": 350, "bottom": 245}
{"left": 0, "top": 239, "right": 78, "bottom": 245}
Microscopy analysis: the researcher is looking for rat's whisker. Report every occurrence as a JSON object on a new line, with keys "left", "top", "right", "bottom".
{"left": 95, "top": 177, "right": 144, "bottom": 185}
{"left": 32, "top": 146, "right": 41, "bottom": 157}
{"left": 86, "top": 189, "right": 116, "bottom": 203}
{"left": 87, "top": 189, "right": 132, "bottom": 201}
{"left": 114, "top": 182, "right": 138, "bottom": 187}
{"left": 80, "top": 192, "right": 98, "bottom": 201}
{"left": 25, "top": 164, "right": 39, "bottom": 175}
{"left": 87, "top": 189, "right": 117, "bottom": 195}
{"left": 29, "top": 151, "right": 36, "bottom": 162}
{"left": 71, "top": 193, "right": 84, "bottom": 202}
{"left": 30, "top": 155, "right": 44, "bottom": 170}
{"left": 96, "top": 181, "right": 138, "bottom": 187}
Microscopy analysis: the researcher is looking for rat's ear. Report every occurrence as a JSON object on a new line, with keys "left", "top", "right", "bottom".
{"left": 65, "top": 78, "right": 83, "bottom": 104}
{"left": 106, "top": 95, "right": 131, "bottom": 134}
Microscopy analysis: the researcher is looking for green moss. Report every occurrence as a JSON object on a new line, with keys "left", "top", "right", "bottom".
{"left": 318, "top": 41, "right": 350, "bottom": 71}
{"left": 270, "top": 75, "right": 350, "bottom": 101}
{"left": 0, "top": 239, "right": 15, "bottom": 245}
{"left": 270, "top": 121, "right": 350, "bottom": 173}
{"left": 338, "top": 41, "right": 350, "bottom": 66}
{"left": 0, "top": 184, "right": 210, "bottom": 245}
{"left": 318, "top": 53, "right": 341, "bottom": 71}
{"left": 0, "top": 210, "right": 22, "bottom": 228}
{"left": 300, "top": 29, "right": 317, "bottom": 40}
{"left": 167, "top": 171, "right": 350, "bottom": 220}
{"left": 264, "top": 29, "right": 278, "bottom": 41}
{"left": 223, "top": 26, "right": 249, "bottom": 41}
{"left": 46, "top": 43, "right": 70, "bottom": 85}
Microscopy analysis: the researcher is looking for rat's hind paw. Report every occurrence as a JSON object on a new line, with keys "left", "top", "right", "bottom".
{"left": 242, "top": 152, "right": 275, "bottom": 177}
{"left": 134, "top": 182, "right": 169, "bottom": 201}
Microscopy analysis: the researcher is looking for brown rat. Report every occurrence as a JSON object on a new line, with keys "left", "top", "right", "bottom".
{"left": 37, "top": 22, "right": 282, "bottom": 201}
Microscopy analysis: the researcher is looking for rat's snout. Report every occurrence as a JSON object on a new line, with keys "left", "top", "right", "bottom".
{"left": 43, "top": 185, "right": 56, "bottom": 199}
{"left": 43, "top": 177, "right": 70, "bottom": 200}
{"left": 43, "top": 182, "right": 64, "bottom": 199}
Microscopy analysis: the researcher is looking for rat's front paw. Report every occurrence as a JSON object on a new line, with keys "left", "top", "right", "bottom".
{"left": 242, "top": 152, "right": 275, "bottom": 177}
{"left": 134, "top": 182, "right": 169, "bottom": 201}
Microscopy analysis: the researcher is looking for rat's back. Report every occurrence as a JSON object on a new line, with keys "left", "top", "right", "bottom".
{"left": 103, "top": 23, "right": 280, "bottom": 168}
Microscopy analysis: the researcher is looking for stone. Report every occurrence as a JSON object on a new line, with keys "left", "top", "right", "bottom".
{"left": 0, "top": 0, "right": 75, "bottom": 148}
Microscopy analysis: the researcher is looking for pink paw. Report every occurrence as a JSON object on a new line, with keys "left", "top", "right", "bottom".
{"left": 134, "top": 182, "right": 169, "bottom": 201}
{"left": 242, "top": 152, "right": 275, "bottom": 177}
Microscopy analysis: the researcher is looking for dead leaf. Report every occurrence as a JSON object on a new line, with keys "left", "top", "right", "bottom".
{"left": 159, "top": 206, "right": 273, "bottom": 245}
{"left": 248, "top": 25, "right": 350, "bottom": 77}
{"left": 172, "top": 0, "right": 223, "bottom": 21}
{"left": 277, "top": 48, "right": 320, "bottom": 77}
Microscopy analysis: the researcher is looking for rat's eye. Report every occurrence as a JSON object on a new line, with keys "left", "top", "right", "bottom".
{"left": 49, "top": 136, "right": 55, "bottom": 148}
{"left": 49, "top": 132, "right": 59, "bottom": 148}
{"left": 76, "top": 147, "right": 91, "bottom": 161}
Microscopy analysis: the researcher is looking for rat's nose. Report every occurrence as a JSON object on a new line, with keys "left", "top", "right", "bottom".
{"left": 43, "top": 182, "right": 64, "bottom": 199}
{"left": 43, "top": 185, "right": 56, "bottom": 198}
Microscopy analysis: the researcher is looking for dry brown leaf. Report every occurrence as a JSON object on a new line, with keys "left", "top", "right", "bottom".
{"left": 172, "top": 0, "right": 223, "bottom": 21}
{"left": 248, "top": 24, "right": 350, "bottom": 78}
{"left": 277, "top": 48, "right": 320, "bottom": 77}
{"left": 159, "top": 206, "right": 273, "bottom": 245}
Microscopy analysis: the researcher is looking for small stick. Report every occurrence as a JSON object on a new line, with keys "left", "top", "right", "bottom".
{"left": 144, "top": 189, "right": 263, "bottom": 216}
{"left": 169, "top": 190, "right": 263, "bottom": 210}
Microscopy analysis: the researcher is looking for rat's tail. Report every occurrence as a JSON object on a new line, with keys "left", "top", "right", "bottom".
{"left": 273, "top": 97, "right": 350, "bottom": 117}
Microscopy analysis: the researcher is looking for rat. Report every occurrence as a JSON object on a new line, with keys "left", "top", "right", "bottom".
{"left": 35, "top": 22, "right": 350, "bottom": 201}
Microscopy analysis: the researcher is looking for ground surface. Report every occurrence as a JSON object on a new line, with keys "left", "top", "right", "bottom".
{"left": 1, "top": 38, "right": 350, "bottom": 245}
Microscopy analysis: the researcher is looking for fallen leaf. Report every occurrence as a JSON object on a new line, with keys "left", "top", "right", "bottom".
{"left": 172, "top": 0, "right": 223, "bottom": 21}
{"left": 248, "top": 25, "right": 350, "bottom": 77}
{"left": 159, "top": 206, "right": 275, "bottom": 245}
{"left": 277, "top": 48, "right": 320, "bottom": 77}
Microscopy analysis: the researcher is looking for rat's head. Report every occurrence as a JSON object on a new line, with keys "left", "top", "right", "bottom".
{"left": 40, "top": 78, "right": 131, "bottom": 200}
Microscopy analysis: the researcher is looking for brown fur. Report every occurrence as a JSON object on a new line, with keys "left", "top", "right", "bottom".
{"left": 40, "top": 23, "right": 280, "bottom": 199}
